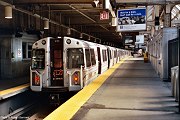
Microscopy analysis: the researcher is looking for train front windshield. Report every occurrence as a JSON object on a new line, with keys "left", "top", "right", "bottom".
{"left": 67, "top": 48, "right": 84, "bottom": 69}
{"left": 31, "top": 49, "right": 45, "bottom": 69}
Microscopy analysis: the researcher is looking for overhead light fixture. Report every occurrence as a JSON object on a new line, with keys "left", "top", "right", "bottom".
{"left": 104, "top": 0, "right": 110, "bottom": 9}
{"left": 44, "top": 20, "right": 49, "bottom": 29}
{"left": 92, "top": 0, "right": 99, "bottom": 7}
{"left": 88, "top": 36, "right": 91, "bottom": 40}
{"left": 67, "top": 28, "right": 71, "bottom": 35}
{"left": 111, "top": 17, "right": 117, "bottom": 26}
{"left": 80, "top": 33, "right": 83, "bottom": 38}
{"left": 94, "top": 38, "right": 96, "bottom": 42}
{"left": 5, "top": 6, "right": 12, "bottom": 19}
{"left": 57, "top": 32, "right": 62, "bottom": 38}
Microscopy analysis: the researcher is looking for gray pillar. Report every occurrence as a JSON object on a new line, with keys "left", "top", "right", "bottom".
{"left": 163, "top": 4, "right": 173, "bottom": 28}
{"left": 164, "top": 13, "right": 171, "bottom": 27}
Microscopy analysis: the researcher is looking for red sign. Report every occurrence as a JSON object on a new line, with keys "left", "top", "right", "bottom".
{"left": 100, "top": 11, "right": 109, "bottom": 20}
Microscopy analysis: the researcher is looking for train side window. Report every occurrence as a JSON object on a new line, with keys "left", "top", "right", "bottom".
{"left": 109, "top": 50, "right": 112, "bottom": 59}
{"left": 85, "top": 49, "right": 91, "bottom": 67}
{"left": 102, "top": 50, "right": 107, "bottom": 62}
{"left": 114, "top": 50, "right": 117, "bottom": 58}
{"left": 90, "top": 49, "right": 96, "bottom": 65}
{"left": 67, "top": 48, "right": 84, "bottom": 69}
{"left": 105, "top": 50, "right": 107, "bottom": 61}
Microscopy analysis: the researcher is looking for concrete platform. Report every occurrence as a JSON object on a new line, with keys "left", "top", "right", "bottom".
{"left": 72, "top": 58, "right": 180, "bottom": 120}
{"left": 0, "top": 77, "right": 29, "bottom": 91}
{"left": 0, "top": 77, "right": 29, "bottom": 100}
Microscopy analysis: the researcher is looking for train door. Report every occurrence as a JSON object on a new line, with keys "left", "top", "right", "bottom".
{"left": 50, "top": 39, "right": 64, "bottom": 86}
{"left": 97, "top": 47, "right": 101, "bottom": 74}
{"left": 107, "top": 48, "right": 110, "bottom": 68}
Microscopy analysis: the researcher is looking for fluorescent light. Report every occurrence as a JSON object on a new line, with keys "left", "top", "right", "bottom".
{"left": 44, "top": 20, "right": 49, "bottom": 29}
{"left": 88, "top": 36, "right": 90, "bottom": 40}
{"left": 80, "top": 33, "right": 83, "bottom": 38}
{"left": 5, "top": 6, "right": 12, "bottom": 19}
{"left": 67, "top": 28, "right": 71, "bottom": 35}
{"left": 111, "top": 17, "right": 117, "bottom": 26}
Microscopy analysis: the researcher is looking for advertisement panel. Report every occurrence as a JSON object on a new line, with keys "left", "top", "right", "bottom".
{"left": 135, "top": 35, "right": 144, "bottom": 44}
{"left": 117, "top": 8, "right": 146, "bottom": 32}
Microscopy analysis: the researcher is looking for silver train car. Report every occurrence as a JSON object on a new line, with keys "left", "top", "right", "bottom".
{"left": 30, "top": 37, "right": 130, "bottom": 92}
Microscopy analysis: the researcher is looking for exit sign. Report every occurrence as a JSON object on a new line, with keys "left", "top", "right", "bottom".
{"left": 100, "top": 11, "right": 109, "bottom": 20}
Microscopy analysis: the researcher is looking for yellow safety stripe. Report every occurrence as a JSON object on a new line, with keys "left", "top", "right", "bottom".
{"left": 44, "top": 58, "right": 127, "bottom": 120}
{"left": 0, "top": 83, "right": 29, "bottom": 98}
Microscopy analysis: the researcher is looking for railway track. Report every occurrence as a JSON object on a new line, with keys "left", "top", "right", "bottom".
{"left": 0, "top": 90, "right": 76, "bottom": 120}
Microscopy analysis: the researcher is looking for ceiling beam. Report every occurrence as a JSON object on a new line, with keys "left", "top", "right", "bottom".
{"left": 13, "top": 0, "right": 103, "bottom": 4}
{"left": 116, "top": 0, "right": 180, "bottom": 5}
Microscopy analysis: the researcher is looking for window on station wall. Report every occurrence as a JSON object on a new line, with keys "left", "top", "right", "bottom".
{"left": 22, "top": 42, "right": 33, "bottom": 59}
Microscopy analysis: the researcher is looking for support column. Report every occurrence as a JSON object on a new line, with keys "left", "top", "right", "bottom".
{"left": 163, "top": 4, "right": 173, "bottom": 28}
{"left": 155, "top": 5, "right": 160, "bottom": 30}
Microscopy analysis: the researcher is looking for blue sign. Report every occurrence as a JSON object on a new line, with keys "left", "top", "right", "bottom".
{"left": 118, "top": 8, "right": 146, "bottom": 18}
{"left": 117, "top": 8, "right": 146, "bottom": 32}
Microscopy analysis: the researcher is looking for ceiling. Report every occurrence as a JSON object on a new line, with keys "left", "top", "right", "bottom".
{"left": 0, "top": 0, "right": 180, "bottom": 47}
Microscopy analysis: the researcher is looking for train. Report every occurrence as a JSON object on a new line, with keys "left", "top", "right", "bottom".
{"left": 30, "top": 37, "right": 130, "bottom": 93}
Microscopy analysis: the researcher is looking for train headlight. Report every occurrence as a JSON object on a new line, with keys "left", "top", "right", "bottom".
{"left": 66, "top": 39, "right": 71, "bottom": 44}
{"left": 72, "top": 71, "right": 80, "bottom": 85}
{"left": 32, "top": 72, "right": 40, "bottom": 86}
{"left": 41, "top": 40, "right": 46, "bottom": 45}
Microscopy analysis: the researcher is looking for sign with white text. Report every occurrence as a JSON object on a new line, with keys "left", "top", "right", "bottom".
{"left": 100, "top": 11, "right": 109, "bottom": 20}
{"left": 135, "top": 35, "right": 144, "bottom": 44}
{"left": 117, "top": 8, "right": 146, "bottom": 32}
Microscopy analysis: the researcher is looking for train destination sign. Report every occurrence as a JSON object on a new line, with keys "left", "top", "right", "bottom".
{"left": 117, "top": 8, "right": 146, "bottom": 32}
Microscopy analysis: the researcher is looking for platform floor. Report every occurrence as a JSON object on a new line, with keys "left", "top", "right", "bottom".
{"left": 0, "top": 77, "right": 29, "bottom": 100}
{"left": 0, "top": 77, "right": 29, "bottom": 91}
{"left": 72, "top": 57, "right": 180, "bottom": 120}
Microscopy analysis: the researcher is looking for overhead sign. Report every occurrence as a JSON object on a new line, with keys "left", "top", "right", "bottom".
{"left": 117, "top": 8, "right": 146, "bottom": 32}
{"left": 124, "top": 36, "right": 133, "bottom": 45}
{"left": 135, "top": 35, "right": 144, "bottom": 44}
{"left": 100, "top": 11, "right": 109, "bottom": 20}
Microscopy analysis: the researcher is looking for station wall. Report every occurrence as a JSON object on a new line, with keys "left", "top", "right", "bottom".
{"left": 148, "top": 27, "right": 178, "bottom": 81}
{"left": 0, "top": 33, "right": 38, "bottom": 80}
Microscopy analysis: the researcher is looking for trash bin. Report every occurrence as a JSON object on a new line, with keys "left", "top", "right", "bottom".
{"left": 175, "top": 67, "right": 179, "bottom": 102}
{"left": 143, "top": 52, "right": 148, "bottom": 63}
{"left": 171, "top": 66, "right": 178, "bottom": 97}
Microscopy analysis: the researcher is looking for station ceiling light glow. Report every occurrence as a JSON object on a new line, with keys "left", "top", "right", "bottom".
{"left": 93, "top": 0, "right": 99, "bottom": 7}
{"left": 5, "top": 6, "right": 12, "bottom": 19}
{"left": 44, "top": 20, "right": 49, "bottom": 29}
